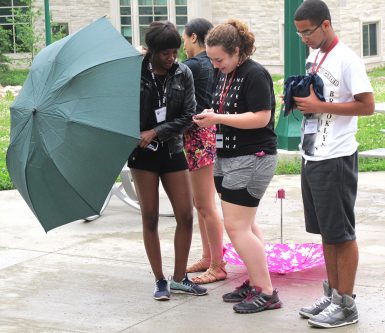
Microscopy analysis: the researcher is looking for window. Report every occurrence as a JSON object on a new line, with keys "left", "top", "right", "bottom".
{"left": 0, "top": 0, "right": 29, "bottom": 53}
{"left": 51, "top": 22, "right": 69, "bottom": 41}
{"left": 175, "top": 0, "right": 187, "bottom": 35}
{"left": 138, "top": 0, "right": 168, "bottom": 45}
{"left": 120, "top": 0, "right": 132, "bottom": 44}
{"left": 118, "top": 0, "right": 188, "bottom": 46}
{"left": 363, "top": 22, "right": 378, "bottom": 57}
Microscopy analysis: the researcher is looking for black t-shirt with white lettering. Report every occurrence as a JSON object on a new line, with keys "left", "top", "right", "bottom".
{"left": 212, "top": 59, "right": 277, "bottom": 157}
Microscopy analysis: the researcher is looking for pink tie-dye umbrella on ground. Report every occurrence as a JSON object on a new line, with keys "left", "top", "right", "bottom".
{"left": 223, "top": 189, "right": 325, "bottom": 274}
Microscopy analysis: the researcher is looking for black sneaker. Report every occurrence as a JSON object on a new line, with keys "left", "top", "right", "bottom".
{"left": 153, "top": 278, "right": 170, "bottom": 301}
{"left": 308, "top": 289, "right": 358, "bottom": 328}
{"left": 222, "top": 280, "right": 252, "bottom": 303}
{"left": 299, "top": 280, "right": 332, "bottom": 318}
{"left": 170, "top": 274, "right": 208, "bottom": 296}
{"left": 233, "top": 287, "right": 282, "bottom": 314}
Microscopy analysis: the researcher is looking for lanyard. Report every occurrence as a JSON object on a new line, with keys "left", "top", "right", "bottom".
{"left": 311, "top": 36, "right": 339, "bottom": 74}
{"left": 149, "top": 62, "right": 168, "bottom": 108}
{"left": 218, "top": 70, "right": 236, "bottom": 114}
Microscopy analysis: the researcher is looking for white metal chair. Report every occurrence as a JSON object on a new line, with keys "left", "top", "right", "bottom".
{"left": 84, "top": 165, "right": 174, "bottom": 221}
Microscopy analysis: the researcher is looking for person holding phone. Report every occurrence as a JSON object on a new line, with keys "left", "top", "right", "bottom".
{"left": 193, "top": 19, "right": 281, "bottom": 314}
{"left": 128, "top": 21, "right": 207, "bottom": 301}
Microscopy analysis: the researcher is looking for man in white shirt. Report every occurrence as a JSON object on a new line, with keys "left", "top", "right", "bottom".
{"left": 293, "top": 0, "right": 375, "bottom": 329}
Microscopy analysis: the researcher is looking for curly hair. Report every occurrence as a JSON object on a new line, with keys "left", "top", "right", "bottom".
{"left": 205, "top": 19, "right": 256, "bottom": 59}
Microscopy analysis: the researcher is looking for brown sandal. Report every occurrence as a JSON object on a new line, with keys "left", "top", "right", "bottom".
{"left": 192, "top": 261, "right": 227, "bottom": 284}
{"left": 186, "top": 257, "right": 211, "bottom": 273}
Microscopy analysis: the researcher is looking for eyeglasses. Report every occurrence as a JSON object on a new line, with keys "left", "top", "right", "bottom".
{"left": 296, "top": 21, "right": 323, "bottom": 38}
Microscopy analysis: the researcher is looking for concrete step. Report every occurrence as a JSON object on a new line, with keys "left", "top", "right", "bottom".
{"left": 359, "top": 148, "right": 385, "bottom": 158}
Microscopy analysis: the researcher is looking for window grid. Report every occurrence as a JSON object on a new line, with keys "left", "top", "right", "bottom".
{"left": 363, "top": 22, "right": 378, "bottom": 57}
{"left": 120, "top": 0, "right": 132, "bottom": 44}
{"left": 175, "top": 0, "right": 187, "bottom": 35}
{"left": 0, "top": 0, "right": 29, "bottom": 53}
{"left": 138, "top": 0, "right": 168, "bottom": 45}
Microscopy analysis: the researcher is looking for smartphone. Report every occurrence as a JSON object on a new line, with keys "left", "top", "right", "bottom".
{"left": 146, "top": 140, "right": 159, "bottom": 151}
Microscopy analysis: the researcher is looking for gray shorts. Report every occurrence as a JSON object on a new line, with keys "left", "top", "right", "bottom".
{"left": 301, "top": 152, "right": 358, "bottom": 244}
{"left": 214, "top": 154, "right": 277, "bottom": 207}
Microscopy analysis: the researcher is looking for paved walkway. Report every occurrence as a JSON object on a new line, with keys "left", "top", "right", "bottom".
{"left": 1, "top": 172, "right": 385, "bottom": 332}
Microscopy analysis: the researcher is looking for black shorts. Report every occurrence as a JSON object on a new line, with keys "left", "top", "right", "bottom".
{"left": 301, "top": 152, "right": 358, "bottom": 244}
{"left": 127, "top": 142, "right": 188, "bottom": 175}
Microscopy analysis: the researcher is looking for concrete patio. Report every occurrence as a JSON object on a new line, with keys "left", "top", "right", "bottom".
{"left": 1, "top": 172, "right": 385, "bottom": 332}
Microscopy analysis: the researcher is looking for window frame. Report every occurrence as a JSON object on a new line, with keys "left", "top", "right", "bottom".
{"left": 0, "top": 0, "right": 30, "bottom": 53}
{"left": 362, "top": 21, "right": 379, "bottom": 58}
{"left": 117, "top": 0, "right": 188, "bottom": 46}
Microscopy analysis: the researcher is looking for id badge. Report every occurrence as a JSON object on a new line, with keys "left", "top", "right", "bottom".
{"left": 155, "top": 106, "right": 166, "bottom": 123}
{"left": 304, "top": 119, "right": 319, "bottom": 134}
{"left": 216, "top": 133, "right": 223, "bottom": 148}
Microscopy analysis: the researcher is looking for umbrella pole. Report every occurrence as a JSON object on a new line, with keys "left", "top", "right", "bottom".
{"left": 277, "top": 189, "right": 286, "bottom": 243}
{"left": 280, "top": 198, "right": 283, "bottom": 243}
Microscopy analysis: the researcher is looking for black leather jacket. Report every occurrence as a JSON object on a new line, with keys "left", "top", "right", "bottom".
{"left": 140, "top": 57, "right": 196, "bottom": 155}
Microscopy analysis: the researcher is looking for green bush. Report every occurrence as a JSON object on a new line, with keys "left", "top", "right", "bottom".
{"left": 0, "top": 69, "right": 29, "bottom": 86}
{"left": 0, "top": 97, "right": 13, "bottom": 190}
{"left": 0, "top": 26, "right": 11, "bottom": 71}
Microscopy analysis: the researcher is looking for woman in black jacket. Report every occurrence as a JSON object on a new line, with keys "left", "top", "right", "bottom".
{"left": 128, "top": 21, "right": 207, "bottom": 301}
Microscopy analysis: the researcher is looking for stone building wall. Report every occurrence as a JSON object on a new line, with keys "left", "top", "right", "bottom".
{"left": 210, "top": 0, "right": 285, "bottom": 74}
{"left": 6, "top": 0, "right": 385, "bottom": 73}
{"left": 210, "top": 0, "right": 385, "bottom": 73}
{"left": 334, "top": 0, "right": 385, "bottom": 69}
{"left": 34, "top": 0, "right": 110, "bottom": 34}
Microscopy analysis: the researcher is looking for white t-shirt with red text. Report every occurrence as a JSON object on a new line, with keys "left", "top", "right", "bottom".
{"left": 300, "top": 41, "right": 373, "bottom": 161}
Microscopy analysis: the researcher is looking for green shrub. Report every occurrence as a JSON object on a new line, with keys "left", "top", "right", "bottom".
{"left": 0, "top": 26, "right": 11, "bottom": 71}
{"left": 0, "top": 97, "right": 13, "bottom": 190}
{"left": 0, "top": 69, "right": 29, "bottom": 86}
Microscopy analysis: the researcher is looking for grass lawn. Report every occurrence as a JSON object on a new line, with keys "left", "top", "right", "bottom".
{"left": 1, "top": 67, "right": 385, "bottom": 190}
{"left": 0, "top": 95, "right": 13, "bottom": 190}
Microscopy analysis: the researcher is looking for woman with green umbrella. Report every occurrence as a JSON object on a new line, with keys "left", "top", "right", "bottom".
{"left": 127, "top": 21, "right": 207, "bottom": 301}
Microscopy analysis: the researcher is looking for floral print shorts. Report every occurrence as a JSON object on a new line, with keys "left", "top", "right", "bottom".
{"left": 184, "top": 124, "right": 216, "bottom": 171}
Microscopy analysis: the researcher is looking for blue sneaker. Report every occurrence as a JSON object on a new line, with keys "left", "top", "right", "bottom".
{"left": 153, "top": 278, "right": 170, "bottom": 301}
{"left": 170, "top": 274, "right": 208, "bottom": 296}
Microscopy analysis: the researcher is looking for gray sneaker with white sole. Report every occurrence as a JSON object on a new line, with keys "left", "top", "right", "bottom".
{"left": 308, "top": 289, "right": 358, "bottom": 328}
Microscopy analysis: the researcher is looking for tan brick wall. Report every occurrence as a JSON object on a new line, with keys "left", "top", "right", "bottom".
{"left": 332, "top": 0, "right": 385, "bottom": 69}
{"left": 34, "top": 0, "right": 110, "bottom": 34}
{"left": 210, "top": 0, "right": 285, "bottom": 74}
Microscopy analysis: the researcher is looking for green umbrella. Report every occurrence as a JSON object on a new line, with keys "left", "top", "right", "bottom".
{"left": 6, "top": 17, "right": 141, "bottom": 232}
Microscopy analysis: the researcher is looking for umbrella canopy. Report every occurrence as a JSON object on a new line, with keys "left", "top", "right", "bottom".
{"left": 223, "top": 242, "right": 324, "bottom": 274}
{"left": 6, "top": 17, "right": 142, "bottom": 232}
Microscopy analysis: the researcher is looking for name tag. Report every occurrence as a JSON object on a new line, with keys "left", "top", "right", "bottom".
{"left": 155, "top": 106, "right": 166, "bottom": 123}
{"left": 216, "top": 133, "right": 223, "bottom": 148}
{"left": 304, "top": 119, "right": 319, "bottom": 134}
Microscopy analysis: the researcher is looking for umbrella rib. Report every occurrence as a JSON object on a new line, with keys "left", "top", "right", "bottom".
{"left": 31, "top": 134, "right": 101, "bottom": 216}
{"left": 68, "top": 117, "right": 138, "bottom": 138}
{"left": 8, "top": 116, "right": 33, "bottom": 147}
